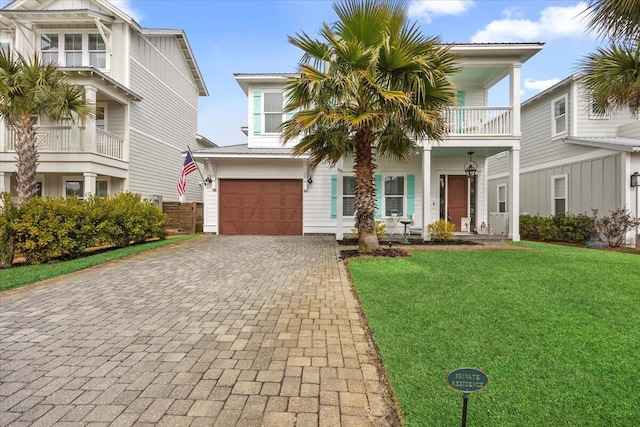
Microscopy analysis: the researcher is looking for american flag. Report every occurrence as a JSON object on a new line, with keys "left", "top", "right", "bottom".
{"left": 177, "top": 151, "right": 197, "bottom": 197}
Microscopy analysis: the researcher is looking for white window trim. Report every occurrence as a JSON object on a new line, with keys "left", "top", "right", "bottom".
{"left": 342, "top": 175, "right": 356, "bottom": 218}
{"left": 551, "top": 174, "right": 568, "bottom": 216}
{"left": 497, "top": 184, "right": 507, "bottom": 213}
{"left": 39, "top": 31, "right": 110, "bottom": 70}
{"left": 381, "top": 174, "right": 406, "bottom": 218}
{"left": 551, "top": 94, "right": 568, "bottom": 139}
{"left": 262, "top": 91, "right": 284, "bottom": 135}
{"left": 96, "top": 103, "right": 108, "bottom": 131}
{"left": 63, "top": 175, "right": 85, "bottom": 199}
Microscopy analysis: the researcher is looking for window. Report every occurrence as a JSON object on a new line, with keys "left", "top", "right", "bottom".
{"left": 552, "top": 176, "right": 567, "bottom": 216}
{"left": 65, "top": 34, "right": 82, "bottom": 66}
{"left": 89, "top": 34, "right": 106, "bottom": 68}
{"left": 384, "top": 176, "right": 404, "bottom": 216}
{"left": 66, "top": 180, "right": 84, "bottom": 198}
{"left": 342, "top": 176, "right": 356, "bottom": 216}
{"left": 96, "top": 181, "right": 108, "bottom": 197}
{"left": 264, "top": 92, "right": 283, "bottom": 133}
{"left": 0, "top": 42, "right": 10, "bottom": 55}
{"left": 552, "top": 95, "right": 567, "bottom": 137}
{"left": 497, "top": 185, "right": 506, "bottom": 213}
{"left": 35, "top": 181, "right": 42, "bottom": 197}
{"left": 95, "top": 105, "right": 106, "bottom": 131}
{"left": 41, "top": 34, "right": 59, "bottom": 64}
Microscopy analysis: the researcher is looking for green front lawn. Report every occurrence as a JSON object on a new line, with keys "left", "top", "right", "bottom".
{"left": 0, "top": 234, "right": 200, "bottom": 292}
{"left": 348, "top": 242, "right": 639, "bottom": 426}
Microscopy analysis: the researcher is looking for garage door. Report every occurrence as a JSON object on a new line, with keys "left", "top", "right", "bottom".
{"left": 219, "top": 179, "right": 303, "bottom": 235}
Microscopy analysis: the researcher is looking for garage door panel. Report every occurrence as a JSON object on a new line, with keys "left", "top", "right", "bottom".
{"left": 220, "top": 179, "right": 302, "bottom": 235}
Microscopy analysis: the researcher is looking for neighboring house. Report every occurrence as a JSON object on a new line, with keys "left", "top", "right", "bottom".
{"left": 0, "top": 0, "right": 211, "bottom": 204}
{"left": 487, "top": 74, "right": 640, "bottom": 245}
{"left": 194, "top": 43, "right": 543, "bottom": 240}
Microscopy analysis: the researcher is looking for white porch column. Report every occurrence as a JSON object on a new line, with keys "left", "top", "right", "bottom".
{"left": 510, "top": 64, "right": 522, "bottom": 137}
{"left": 336, "top": 160, "right": 344, "bottom": 241}
{"left": 422, "top": 145, "right": 432, "bottom": 241}
{"left": 84, "top": 85, "right": 98, "bottom": 153}
{"left": 83, "top": 172, "right": 97, "bottom": 196}
{"left": 508, "top": 148, "right": 520, "bottom": 241}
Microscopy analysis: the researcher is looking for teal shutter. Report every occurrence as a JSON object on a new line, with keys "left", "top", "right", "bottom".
{"left": 375, "top": 174, "right": 382, "bottom": 219}
{"left": 457, "top": 90, "right": 465, "bottom": 133}
{"left": 407, "top": 174, "right": 415, "bottom": 218}
{"left": 253, "top": 92, "right": 262, "bottom": 135}
{"left": 331, "top": 175, "right": 337, "bottom": 219}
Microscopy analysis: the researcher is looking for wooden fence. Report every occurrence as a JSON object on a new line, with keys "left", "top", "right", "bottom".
{"left": 163, "top": 202, "right": 204, "bottom": 234}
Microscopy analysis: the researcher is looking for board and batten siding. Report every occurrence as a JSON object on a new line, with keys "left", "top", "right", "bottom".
{"left": 493, "top": 154, "right": 622, "bottom": 217}
{"left": 127, "top": 32, "right": 201, "bottom": 202}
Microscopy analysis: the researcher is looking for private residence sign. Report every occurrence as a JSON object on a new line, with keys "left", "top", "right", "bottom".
{"left": 447, "top": 367, "right": 489, "bottom": 393}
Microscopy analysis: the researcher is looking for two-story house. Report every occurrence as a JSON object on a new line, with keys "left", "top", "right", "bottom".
{"left": 193, "top": 43, "right": 543, "bottom": 240}
{"left": 0, "top": 0, "right": 211, "bottom": 204}
{"left": 487, "top": 74, "right": 640, "bottom": 246}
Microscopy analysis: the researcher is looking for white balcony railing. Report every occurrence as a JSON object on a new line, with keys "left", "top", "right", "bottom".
{"left": 444, "top": 107, "right": 513, "bottom": 136}
{"left": 4, "top": 125, "right": 124, "bottom": 160}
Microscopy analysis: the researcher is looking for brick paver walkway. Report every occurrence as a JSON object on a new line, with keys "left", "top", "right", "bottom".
{"left": 0, "top": 235, "right": 395, "bottom": 426}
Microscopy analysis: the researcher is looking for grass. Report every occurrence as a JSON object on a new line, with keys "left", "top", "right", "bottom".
{"left": 348, "top": 242, "right": 640, "bottom": 427}
{"left": 0, "top": 234, "right": 201, "bottom": 292}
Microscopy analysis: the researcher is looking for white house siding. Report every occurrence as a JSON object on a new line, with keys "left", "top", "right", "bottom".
{"left": 247, "top": 84, "right": 297, "bottom": 150}
{"left": 575, "top": 85, "right": 639, "bottom": 137}
{"left": 128, "top": 33, "right": 201, "bottom": 202}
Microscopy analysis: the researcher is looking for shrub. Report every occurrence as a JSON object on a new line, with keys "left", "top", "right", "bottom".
{"left": 428, "top": 219, "right": 455, "bottom": 241}
{"left": 0, "top": 193, "right": 18, "bottom": 268}
{"left": 594, "top": 208, "right": 640, "bottom": 248}
{"left": 520, "top": 214, "right": 593, "bottom": 243}
{"left": 97, "top": 193, "right": 166, "bottom": 248}
{"left": 13, "top": 196, "right": 98, "bottom": 264}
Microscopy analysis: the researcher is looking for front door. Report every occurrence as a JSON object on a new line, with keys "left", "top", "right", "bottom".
{"left": 448, "top": 175, "right": 468, "bottom": 232}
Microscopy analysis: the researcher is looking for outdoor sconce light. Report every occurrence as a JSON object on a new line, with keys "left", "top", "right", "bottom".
{"left": 631, "top": 172, "right": 640, "bottom": 188}
{"left": 307, "top": 177, "right": 313, "bottom": 184}
{"left": 204, "top": 176, "right": 213, "bottom": 184}
{"left": 464, "top": 151, "right": 477, "bottom": 178}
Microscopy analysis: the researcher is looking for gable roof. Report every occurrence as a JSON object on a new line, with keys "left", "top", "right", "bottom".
{"left": 1, "top": 0, "right": 208, "bottom": 96}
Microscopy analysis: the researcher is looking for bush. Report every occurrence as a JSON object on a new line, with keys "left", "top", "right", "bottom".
{"left": 13, "top": 196, "right": 98, "bottom": 264}
{"left": 0, "top": 193, "right": 18, "bottom": 268}
{"left": 594, "top": 208, "right": 640, "bottom": 248}
{"left": 520, "top": 214, "right": 593, "bottom": 243}
{"left": 96, "top": 193, "right": 166, "bottom": 248}
{"left": 428, "top": 219, "right": 455, "bottom": 241}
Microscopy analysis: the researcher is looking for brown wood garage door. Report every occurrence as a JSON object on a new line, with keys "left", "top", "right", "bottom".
{"left": 219, "top": 179, "right": 303, "bottom": 235}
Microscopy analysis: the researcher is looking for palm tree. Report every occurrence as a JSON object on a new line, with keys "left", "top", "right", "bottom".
{"left": 282, "top": 0, "right": 459, "bottom": 252}
{"left": 0, "top": 50, "right": 90, "bottom": 203}
{"left": 578, "top": 0, "right": 640, "bottom": 117}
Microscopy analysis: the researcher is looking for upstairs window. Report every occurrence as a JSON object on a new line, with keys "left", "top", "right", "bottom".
{"left": 41, "top": 34, "right": 59, "bottom": 64}
{"left": 65, "top": 34, "right": 82, "bottom": 67}
{"left": 497, "top": 184, "right": 506, "bottom": 213}
{"left": 552, "top": 95, "right": 567, "bottom": 137}
{"left": 0, "top": 42, "right": 10, "bottom": 55}
{"left": 264, "top": 92, "right": 283, "bottom": 133}
{"left": 89, "top": 34, "right": 106, "bottom": 68}
{"left": 552, "top": 175, "right": 567, "bottom": 216}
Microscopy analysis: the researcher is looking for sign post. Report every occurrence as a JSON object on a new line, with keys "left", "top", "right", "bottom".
{"left": 446, "top": 367, "right": 489, "bottom": 427}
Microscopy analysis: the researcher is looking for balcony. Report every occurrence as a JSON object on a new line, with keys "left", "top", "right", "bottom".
{"left": 444, "top": 107, "right": 513, "bottom": 136}
{"left": 3, "top": 125, "right": 124, "bottom": 160}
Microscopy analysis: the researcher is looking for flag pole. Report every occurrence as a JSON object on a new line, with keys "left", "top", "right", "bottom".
{"left": 187, "top": 146, "right": 208, "bottom": 184}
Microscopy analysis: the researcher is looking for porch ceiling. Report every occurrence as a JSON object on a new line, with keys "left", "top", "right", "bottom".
{"left": 429, "top": 146, "right": 510, "bottom": 158}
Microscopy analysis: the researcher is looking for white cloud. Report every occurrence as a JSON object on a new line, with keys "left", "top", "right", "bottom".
{"left": 109, "top": 0, "right": 143, "bottom": 23}
{"left": 502, "top": 7, "right": 524, "bottom": 19}
{"left": 524, "top": 78, "right": 560, "bottom": 92}
{"left": 524, "top": 78, "right": 561, "bottom": 92}
{"left": 471, "top": 2, "right": 589, "bottom": 43}
{"left": 408, "top": 0, "right": 474, "bottom": 24}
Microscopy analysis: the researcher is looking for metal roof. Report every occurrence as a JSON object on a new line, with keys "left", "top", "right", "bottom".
{"left": 564, "top": 136, "right": 640, "bottom": 152}
{"left": 192, "top": 144, "right": 308, "bottom": 159}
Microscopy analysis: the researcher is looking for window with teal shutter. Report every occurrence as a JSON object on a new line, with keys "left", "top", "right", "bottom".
{"left": 253, "top": 92, "right": 261, "bottom": 135}
{"left": 407, "top": 174, "right": 415, "bottom": 218}
{"left": 375, "top": 175, "right": 382, "bottom": 219}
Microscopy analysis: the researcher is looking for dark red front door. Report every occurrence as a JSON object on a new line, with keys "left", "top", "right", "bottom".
{"left": 447, "top": 175, "right": 468, "bottom": 232}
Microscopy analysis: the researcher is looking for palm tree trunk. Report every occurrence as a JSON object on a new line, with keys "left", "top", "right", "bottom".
{"left": 14, "top": 114, "right": 39, "bottom": 204}
{"left": 354, "top": 129, "right": 381, "bottom": 253}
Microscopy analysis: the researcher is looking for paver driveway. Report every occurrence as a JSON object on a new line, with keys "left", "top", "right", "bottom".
{"left": 0, "top": 235, "right": 396, "bottom": 426}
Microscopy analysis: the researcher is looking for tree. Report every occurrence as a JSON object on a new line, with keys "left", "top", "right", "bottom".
{"left": 282, "top": 0, "right": 458, "bottom": 252}
{"left": 0, "top": 50, "right": 90, "bottom": 203}
{"left": 578, "top": 0, "right": 640, "bottom": 117}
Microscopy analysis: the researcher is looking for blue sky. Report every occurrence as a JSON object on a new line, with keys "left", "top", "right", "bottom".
{"left": 114, "top": 0, "right": 599, "bottom": 146}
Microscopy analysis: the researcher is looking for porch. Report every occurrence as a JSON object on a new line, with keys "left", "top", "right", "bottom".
{"left": 3, "top": 125, "right": 124, "bottom": 160}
